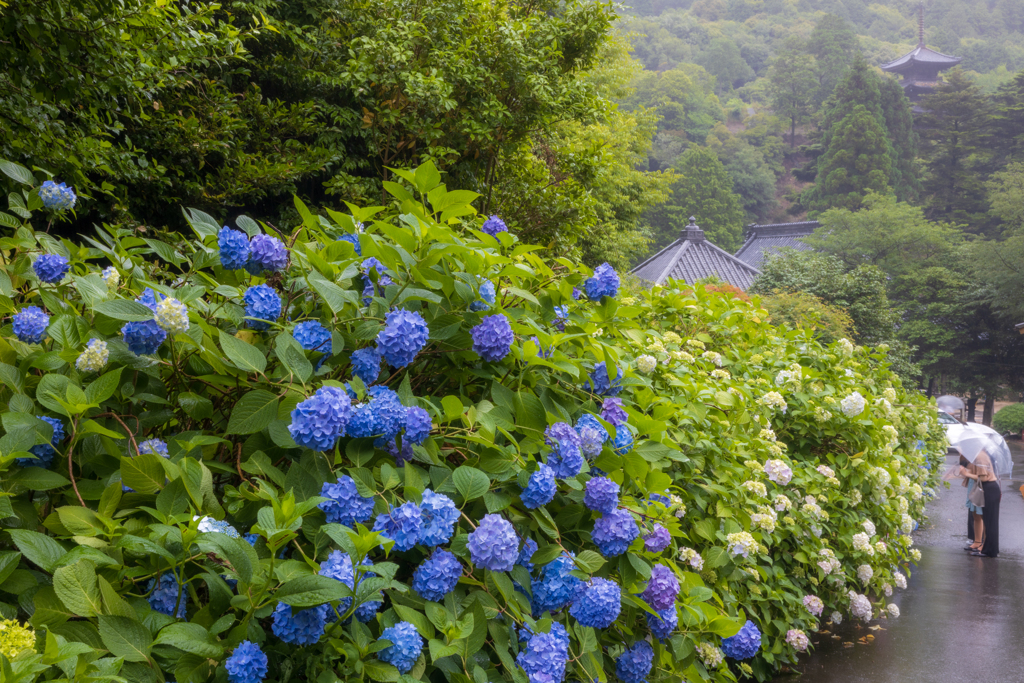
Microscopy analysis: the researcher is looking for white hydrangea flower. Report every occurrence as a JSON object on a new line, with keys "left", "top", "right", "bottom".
{"left": 726, "top": 532, "right": 757, "bottom": 558}
{"left": 671, "top": 495, "right": 686, "bottom": 518}
{"left": 759, "top": 427, "right": 777, "bottom": 442}
{"left": 831, "top": 610, "right": 843, "bottom": 625}
{"left": 801, "top": 502, "right": 827, "bottom": 521}
{"left": 857, "top": 564, "right": 873, "bottom": 584}
{"left": 773, "top": 494, "right": 792, "bottom": 512}
{"left": 672, "top": 350, "right": 694, "bottom": 363}
{"left": 636, "top": 355, "right": 657, "bottom": 374}
{"left": 836, "top": 338, "right": 854, "bottom": 357}
{"left": 764, "top": 459, "right": 793, "bottom": 485}
{"left": 817, "top": 548, "right": 841, "bottom": 575}
{"left": 816, "top": 464, "right": 835, "bottom": 478}
{"left": 701, "top": 350, "right": 723, "bottom": 366}
{"left": 711, "top": 368, "right": 730, "bottom": 380}
{"left": 679, "top": 547, "right": 703, "bottom": 570}
{"left": 101, "top": 266, "right": 120, "bottom": 288}
{"left": 900, "top": 514, "right": 915, "bottom": 535}
{"left": 882, "top": 387, "right": 897, "bottom": 402}
{"left": 775, "top": 369, "right": 799, "bottom": 386}
{"left": 910, "top": 483, "right": 923, "bottom": 500}
{"left": 910, "top": 549, "right": 921, "bottom": 562}
{"left": 883, "top": 583, "right": 893, "bottom": 597}
{"left": 853, "top": 532, "right": 874, "bottom": 554}
{"left": 871, "top": 467, "right": 892, "bottom": 490}
{"left": 696, "top": 642, "right": 723, "bottom": 668}
{"left": 686, "top": 339, "right": 705, "bottom": 350}
{"left": 841, "top": 391, "right": 866, "bottom": 417}
{"left": 823, "top": 395, "right": 837, "bottom": 405}
{"left": 743, "top": 481, "right": 767, "bottom": 498}
{"left": 915, "top": 422, "right": 928, "bottom": 436}
{"left": 760, "top": 391, "right": 787, "bottom": 413}
{"left": 896, "top": 496, "right": 909, "bottom": 514}
{"left": 895, "top": 474, "right": 911, "bottom": 495}
{"left": 767, "top": 441, "right": 786, "bottom": 457}
{"left": 850, "top": 593, "right": 873, "bottom": 621}
{"left": 647, "top": 340, "right": 665, "bottom": 353}
{"left": 887, "top": 604, "right": 900, "bottom": 618}
{"left": 882, "top": 424, "right": 899, "bottom": 444}
{"left": 155, "top": 297, "right": 190, "bottom": 335}
{"left": 786, "top": 629, "right": 809, "bottom": 651}
{"left": 875, "top": 541, "right": 887, "bottom": 554}
{"left": 75, "top": 339, "right": 109, "bottom": 373}
{"left": 745, "top": 460, "right": 764, "bottom": 474}
{"left": 751, "top": 506, "right": 777, "bottom": 533}
{"left": 663, "top": 332, "right": 681, "bottom": 345}
{"left": 845, "top": 368, "right": 855, "bottom": 377}
{"left": 849, "top": 489, "right": 863, "bottom": 505}
{"left": 862, "top": 520, "right": 876, "bottom": 537}
{"left": 894, "top": 571, "right": 907, "bottom": 589}
{"left": 814, "top": 406, "right": 833, "bottom": 422}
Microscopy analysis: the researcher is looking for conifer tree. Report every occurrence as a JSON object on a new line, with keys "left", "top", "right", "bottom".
{"left": 810, "top": 104, "right": 894, "bottom": 211}
{"left": 808, "top": 14, "right": 861, "bottom": 107}
{"left": 767, "top": 46, "right": 816, "bottom": 147}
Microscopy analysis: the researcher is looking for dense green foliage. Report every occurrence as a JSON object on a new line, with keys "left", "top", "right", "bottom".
{"left": 992, "top": 403, "right": 1024, "bottom": 435}
{"left": 0, "top": 160, "right": 943, "bottom": 682}
{"left": 756, "top": 292, "right": 854, "bottom": 346}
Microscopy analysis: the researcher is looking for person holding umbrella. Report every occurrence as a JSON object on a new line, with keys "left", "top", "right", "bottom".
{"left": 954, "top": 429, "right": 1013, "bottom": 558}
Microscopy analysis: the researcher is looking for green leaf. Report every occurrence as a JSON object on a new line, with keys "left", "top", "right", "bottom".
{"left": 56, "top": 506, "right": 104, "bottom": 536}
{"left": 8, "top": 529, "right": 66, "bottom": 573}
{"left": 175, "top": 653, "right": 214, "bottom": 683}
{"left": 220, "top": 333, "right": 267, "bottom": 374}
{"left": 276, "top": 575, "right": 351, "bottom": 607}
{"left": 36, "top": 373, "right": 72, "bottom": 416}
{"left": 98, "top": 615, "right": 152, "bottom": 662}
{"left": 530, "top": 544, "right": 563, "bottom": 566}
{"left": 392, "top": 604, "right": 435, "bottom": 639}
{"left": 574, "top": 550, "right": 606, "bottom": 573}
{"left": 178, "top": 392, "right": 214, "bottom": 421}
{"left": 93, "top": 300, "right": 155, "bottom": 321}
{"left": 452, "top": 466, "right": 490, "bottom": 502}
{"left": 704, "top": 546, "right": 730, "bottom": 569}
{"left": 226, "top": 390, "right": 279, "bottom": 435}
{"left": 8, "top": 467, "right": 70, "bottom": 491}
{"left": 53, "top": 559, "right": 102, "bottom": 617}
{"left": 196, "top": 533, "right": 257, "bottom": 584}
{"left": 276, "top": 332, "right": 313, "bottom": 383}
{"left": 364, "top": 661, "right": 401, "bottom": 682}
{"left": 0, "top": 160, "right": 34, "bottom": 185}
{"left": 121, "top": 453, "right": 166, "bottom": 494}
{"left": 0, "top": 551, "right": 22, "bottom": 585}
{"left": 308, "top": 272, "right": 357, "bottom": 314}
{"left": 85, "top": 368, "right": 124, "bottom": 405}
{"left": 153, "top": 623, "right": 224, "bottom": 658}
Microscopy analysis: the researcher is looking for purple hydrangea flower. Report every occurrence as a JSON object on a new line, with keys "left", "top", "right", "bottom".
{"left": 517, "top": 623, "right": 569, "bottom": 683}
{"left": 38, "top": 181, "right": 76, "bottom": 211}
{"left": 481, "top": 215, "right": 508, "bottom": 237}
{"left": 648, "top": 493, "right": 670, "bottom": 506}
{"left": 518, "top": 538, "right": 538, "bottom": 572}
{"left": 643, "top": 525, "right": 671, "bottom": 553}
{"left": 471, "top": 314, "right": 514, "bottom": 362}
{"left": 412, "top": 549, "right": 462, "bottom": 602}
{"left": 642, "top": 564, "right": 679, "bottom": 611}
{"left": 16, "top": 416, "right": 64, "bottom": 468}
{"left": 12, "top": 306, "right": 49, "bottom": 344}
{"left": 600, "top": 398, "right": 628, "bottom": 426}
{"left": 587, "top": 362, "right": 622, "bottom": 396}
{"left": 592, "top": 509, "right": 639, "bottom": 557}
{"left": 721, "top": 620, "right": 762, "bottom": 660}
{"left": 470, "top": 279, "right": 497, "bottom": 312}
{"left": 294, "top": 321, "right": 332, "bottom": 354}
{"left": 248, "top": 233, "right": 288, "bottom": 272}
{"left": 647, "top": 606, "right": 678, "bottom": 639}
{"left": 373, "top": 501, "right": 423, "bottom": 551}
{"left": 377, "top": 621, "right": 423, "bottom": 674}
{"left": 289, "top": 386, "right": 353, "bottom": 451}
{"left": 404, "top": 406, "right": 431, "bottom": 445}
{"left": 521, "top": 464, "right": 556, "bottom": 509}
{"left": 616, "top": 641, "right": 653, "bottom": 683}
{"left": 545, "top": 422, "right": 584, "bottom": 479}
{"left": 272, "top": 603, "right": 329, "bottom": 646}
{"left": 33, "top": 254, "right": 69, "bottom": 283}
{"left": 613, "top": 426, "right": 634, "bottom": 455}
{"left": 219, "top": 227, "right": 251, "bottom": 270}
{"left": 225, "top": 640, "right": 268, "bottom": 683}
{"left": 584, "top": 477, "right": 619, "bottom": 514}
{"left": 318, "top": 477, "right": 374, "bottom": 526}
{"left": 340, "top": 232, "right": 362, "bottom": 255}
{"left": 319, "top": 549, "right": 355, "bottom": 613}
{"left": 531, "top": 554, "right": 583, "bottom": 616}
{"left": 553, "top": 305, "right": 568, "bottom": 332}
{"left": 569, "top": 577, "right": 621, "bottom": 628}
{"left": 350, "top": 346, "right": 382, "bottom": 384}
{"left": 419, "top": 489, "right": 460, "bottom": 547}
{"left": 376, "top": 309, "right": 428, "bottom": 368}
{"left": 360, "top": 258, "right": 393, "bottom": 304}
{"left": 575, "top": 414, "right": 608, "bottom": 456}
{"left": 584, "top": 263, "right": 620, "bottom": 301}
{"left": 571, "top": 287, "right": 583, "bottom": 300}
{"left": 243, "top": 284, "right": 281, "bottom": 330}
{"left": 148, "top": 573, "right": 187, "bottom": 618}
{"left": 546, "top": 448, "right": 583, "bottom": 480}
{"left": 467, "top": 514, "right": 518, "bottom": 572}
{"left": 384, "top": 438, "right": 415, "bottom": 466}
{"left": 121, "top": 320, "right": 166, "bottom": 355}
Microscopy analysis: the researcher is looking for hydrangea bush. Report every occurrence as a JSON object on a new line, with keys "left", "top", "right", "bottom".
{"left": 0, "top": 161, "right": 944, "bottom": 683}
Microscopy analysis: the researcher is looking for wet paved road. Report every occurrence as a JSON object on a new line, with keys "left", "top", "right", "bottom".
{"left": 774, "top": 441, "right": 1024, "bottom": 682}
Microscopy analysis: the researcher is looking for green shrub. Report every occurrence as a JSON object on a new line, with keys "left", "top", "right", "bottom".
{"left": 993, "top": 403, "right": 1024, "bottom": 434}
{"left": 0, "top": 160, "right": 943, "bottom": 683}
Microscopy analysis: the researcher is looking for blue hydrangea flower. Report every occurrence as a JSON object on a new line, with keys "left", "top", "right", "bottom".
{"left": 247, "top": 234, "right": 288, "bottom": 272}
{"left": 643, "top": 524, "right": 671, "bottom": 553}
{"left": 219, "top": 227, "right": 251, "bottom": 270}
{"left": 467, "top": 514, "right": 518, "bottom": 572}
{"left": 471, "top": 314, "right": 514, "bottom": 363}
{"left": 544, "top": 423, "right": 582, "bottom": 479}
{"left": 518, "top": 538, "right": 538, "bottom": 572}
{"left": 38, "top": 180, "right": 77, "bottom": 211}
{"left": 600, "top": 398, "right": 628, "bottom": 426}
{"left": 404, "top": 406, "right": 431, "bottom": 445}
{"left": 721, "top": 620, "right": 762, "bottom": 660}
{"left": 419, "top": 489, "right": 459, "bottom": 547}
{"left": 376, "top": 309, "right": 428, "bottom": 368}
{"left": 616, "top": 641, "right": 653, "bottom": 683}
{"left": 547, "top": 449, "right": 583, "bottom": 480}
{"left": 361, "top": 258, "right": 393, "bottom": 304}
{"left": 584, "top": 477, "right": 619, "bottom": 514}
{"left": 347, "top": 403, "right": 378, "bottom": 438}
{"left": 470, "top": 280, "right": 497, "bottom": 312}
{"left": 384, "top": 438, "right": 415, "bottom": 466}
{"left": 271, "top": 603, "right": 329, "bottom": 646}
{"left": 373, "top": 501, "right": 423, "bottom": 551}
{"left": 412, "top": 549, "right": 462, "bottom": 602}
{"left": 136, "top": 288, "right": 162, "bottom": 311}
{"left": 366, "top": 386, "right": 406, "bottom": 441}
{"left": 33, "top": 254, "right": 69, "bottom": 283}
{"left": 521, "top": 464, "right": 556, "bottom": 509}
{"left": 319, "top": 477, "right": 374, "bottom": 526}
{"left": 148, "top": 573, "right": 187, "bottom": 618}
{"left": 572, "top": 287, "right": 583, "bottom": 300}
{"left": 647, "top": 606, "right": 678, "bottom": 639}
{"left": 641, "top": 564, "right": 679, "bottom": 611}
{"left": 138, "top": 438, "right": 168, "bottom": 456}
{"left": 377, "top": 621, "right": 423, "bottom": 674}
{"left": 528, "top": 336, "right": 552, "bottom": 358}
{"left": 244, "top": 533, "right": 259, "bottom": 546}
{"left": 13, "top": 306, "right": 49, "bottom": 344}
{"left": 340, "top": 232, "right": 362, "bottom": 255}
{"left": 225, "top": 640, "right": 269, "bottom": 683}
{"left": 584, "top": 263, "right": 620, "bottom": 301}
{"left": 122, "top": 320, "right": 166, "bottom": 355}
{"left": 613, "top": 426, "right": 634, "bottom": 455}
{"left": 575, "top": 414, "right": 608, "bottom": 457}
{"left": 648, "top": 493, "right": 670, "bottom": 506}
{"left": 243, "top": 284, "right": 281, "bottom": 330}
{"left": 481, "top": 215, "right": 508, "bottom": 237}
{"left": 569, "top": 577, "right": 621, "bottom": 628}
{"left": 517, "top": 622, "right": 568, "bottom": 683}
{"left": 289, "top": 386, "right": 353, "bottom": 451}
{"left": 196, "top": 516, "right": 241, "bottom": 537}
{"left": 531, "top": 553, "right": 583, "bottom": 616}
{"left": 553, "top": 305, "right": 568, "bottom": 332}
{"left": 294, "top": 321, "right": 332, "bottom": 355}
{"left": 592, "top": 509, "right": 639, "bottom": 557}
{"left": 586, "top": 362, "right": 622, "bottom": 396}
{"left": 319, "top": 549, "right": 355, "bottom": 613}
{"left": 15, "top": 416, "right": 64, "bottom": 468}
{"left": 350, "top": 347, "right": 382, "bottom": 385}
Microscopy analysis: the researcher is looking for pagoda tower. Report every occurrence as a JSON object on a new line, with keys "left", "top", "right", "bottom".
{"left": 880, "top": 3, "right": 961, "bottom": 104}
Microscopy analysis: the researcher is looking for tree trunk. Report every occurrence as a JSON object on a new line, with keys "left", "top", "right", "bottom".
{"left": 926, "top": 376, "right": 935, "bottom": 398}
{"left": 791, "top": 116, "right": 797, "bottom": 148}
{"left": 982, "top": 394, "right": 995, "bottom": 426}
{"left": 967, "top": 389, "right": 978, "bottom": 423}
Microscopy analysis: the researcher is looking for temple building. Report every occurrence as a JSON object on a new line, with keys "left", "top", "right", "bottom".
{"left": 631, "top": 217, "right": 760, "bottom": 290}
{"left": 880, "top": 6, "right": 961, "bottom": 104}
{"left": 734, "top": 221, "right": 818, "bottom": 271}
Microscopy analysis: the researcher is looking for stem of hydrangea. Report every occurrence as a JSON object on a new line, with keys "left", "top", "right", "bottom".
{"left": 95, "top": 411, "right": 141, "bottom": 457}
{"left": 66, "top": 418, "right": 86, "bottom": 507}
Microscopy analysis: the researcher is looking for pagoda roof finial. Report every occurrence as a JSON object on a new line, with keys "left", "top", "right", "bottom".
{"left": 918, "top": 2, "right": 925, "bottom": 47}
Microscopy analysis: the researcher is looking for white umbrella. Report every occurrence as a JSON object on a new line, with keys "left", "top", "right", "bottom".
{"left": 936, "top": 395, "right": 964, "bottom": 414}
{"left": 952, "top": 427, "right": 1013, "bottom": 477}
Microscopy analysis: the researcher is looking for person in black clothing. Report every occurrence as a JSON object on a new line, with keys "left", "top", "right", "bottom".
{"left": 960, "top": 450, "right": 1000, "bottom": 558}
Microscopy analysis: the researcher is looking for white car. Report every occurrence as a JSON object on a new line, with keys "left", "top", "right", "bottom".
{"left": 937, "top": 411, "right": 1002, "bottom": 453}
